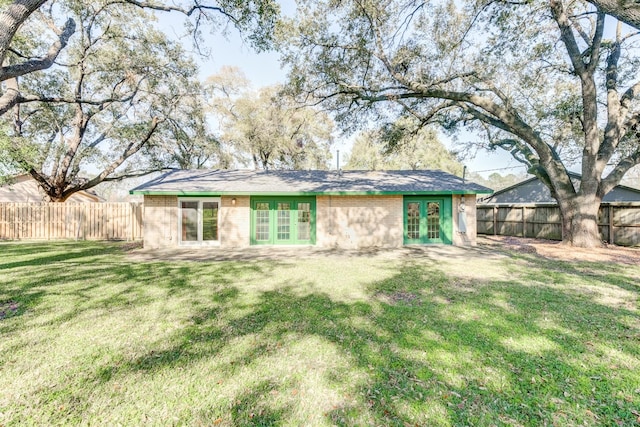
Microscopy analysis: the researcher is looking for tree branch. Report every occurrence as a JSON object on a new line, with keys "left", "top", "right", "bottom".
{"left": 586, "top": 11, "right": 606, "bottom": 73}
{"left": 550, "top": 0, "right": 586, "bottom": 77}
{"left": 0, "top": 0, "right": 48, "bottom": 66}
{"left": 488, "top": 138, "right": 536, "bottom": 169}
{"left": 601, "top": 149, "right": 640, "bottom": 196}
{"left": 599, "top": 22, "right": 623, "bottom": 164}
{"left": 15, "top": 92, "right": 137, "bottom": 107}
{"left": 117, "top": 0, "right": 238, "bottom": 24}
{"left": 73, "top": 116, "right": 163, "bottom": 193}
{"left": 0, "top": 18, "right": 76, "bottom": 81}
{"left": 101, "top": 168, "right": 172, "bottom": 181}
{"left": 587, "top": 0, "right": 640, "bottom": 31}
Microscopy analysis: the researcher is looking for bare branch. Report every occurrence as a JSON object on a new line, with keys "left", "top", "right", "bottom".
{"left": 74, "top": 116, "right": 163, "bottom": 193}
{"left": 102, "top": 168, "right": 174, "bottom": 181}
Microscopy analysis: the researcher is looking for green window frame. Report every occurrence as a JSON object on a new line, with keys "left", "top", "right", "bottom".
{"left": 403, "top": 196, "right": 452, "bottom": 244}
{"left": 250, "top": 197, "right": 316, "bottom": 245}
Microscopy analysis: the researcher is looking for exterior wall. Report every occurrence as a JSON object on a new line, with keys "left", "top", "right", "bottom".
{"left": 143, "top": 195, "right": 251, "bottom": 249}
{"left": 220, "top": 196, "right": 250, "bottom": 248}
{"left": 143, "top": 193, "right": 478, "bottom": 249}
{"left": 452, "top": 194, "right": 477, "bottom": 246}
{"left": 143, "top": 195, "right": 178, "bottom": 249}
{"left": 316, "top": 195, "right": 404, "bottom": 248}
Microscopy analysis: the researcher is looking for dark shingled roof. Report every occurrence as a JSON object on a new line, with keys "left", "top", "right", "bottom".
{"left": 130, "top": 169, "right": 492, "bottom": 196}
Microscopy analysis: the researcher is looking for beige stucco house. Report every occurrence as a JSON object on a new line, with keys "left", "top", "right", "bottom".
{"left": 130, "top": 169, "right": 492, "bottom": 249}
{"left": 0, "top": 174, "right": 104, "bottom": 203}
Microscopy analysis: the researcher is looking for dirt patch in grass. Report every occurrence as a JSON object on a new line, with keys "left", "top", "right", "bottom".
{"left": 479, "top": 235, "right": 640, "bottom": 265}
{"left": 0, "top": 300, "right": 19, "bottom": 320}
{"left": 119, "top": 241, "right": 143, "bottom": 252}
{"left": 377, "top": 291, "right": 421, "bottom": 306}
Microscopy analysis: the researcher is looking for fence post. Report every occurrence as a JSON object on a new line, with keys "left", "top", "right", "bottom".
{"left": 522, "top": 206, "right": 527, "bottom": 238}
{"left": 130, "top": 203, "right": 135, "bottom": 241}
{"left": 608, "top": 204, "right": 614, "bottom": 244}
{"left": 493, "top": 206, "right": 498, "bottom": 235}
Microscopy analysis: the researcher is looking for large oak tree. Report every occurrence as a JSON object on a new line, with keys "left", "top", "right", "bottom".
{"left": 1, "top": 2, "right": 212, "bottom": 201}
{"left": 0, "top": 0, "right": 279, "bottom": 116}
{"left": 283, "top": 0, "right": 640, "bottom": 248}
{"left": 0, "top": 0, "right": 279, "bottom": 201}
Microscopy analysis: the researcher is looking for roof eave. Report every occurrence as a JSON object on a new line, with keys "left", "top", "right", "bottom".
{"left": 130, "top": 189, "right": 493, "bottom": 196}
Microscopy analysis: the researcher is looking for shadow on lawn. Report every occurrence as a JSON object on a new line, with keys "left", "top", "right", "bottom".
{"left": 79, "top": 262, "right": 640, "bottom": 426}
{"left": 0, "top": 241, "right": 123, "bottom": 270}
{"left": 2, "top": 242, "right": 639, "bottom": 425}
{"left": 0, "top": 243, "right": 282, "bottom": 331}
{"left": 0, "top": 242, "right": 123, "bottom": 327}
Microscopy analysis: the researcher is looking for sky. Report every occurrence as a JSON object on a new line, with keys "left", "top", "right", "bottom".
{"left": 157, "top": 8, "right": 532, "bottom": 179}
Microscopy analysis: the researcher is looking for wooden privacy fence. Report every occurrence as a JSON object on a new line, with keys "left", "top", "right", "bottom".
{"left": 477, "top": 202, "right": 640, "bottom": 246}
{"left": 0, "top": 202, "right": 143, "bottom": 241}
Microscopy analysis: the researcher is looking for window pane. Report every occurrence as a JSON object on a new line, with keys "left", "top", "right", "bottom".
{"left": 297, "top": 202, "right": 311, "bottom": 241}
{"left": 407, "top": 202, "right": 420, "bottom": 240}
{"left": 255, "top": 202, "right": 270, "bottom": 241}
{"left": 277, "top": 203, "right": 291, "bottom": 240}
{"left": 181, "top": 201, "right": 198, "bottom": 241}
{"left": 427, "top": 202, "right": 440, "bottom": 239}
{"left": 202, "top": 202, "right": 218, "bottom": 241}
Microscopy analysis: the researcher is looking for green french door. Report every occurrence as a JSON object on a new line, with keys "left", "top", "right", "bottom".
{"left": 251, "top": 197, "right": 316, "bottom": 245}
{"left": 404, "top": 197, "right": 452, "bottom": 244}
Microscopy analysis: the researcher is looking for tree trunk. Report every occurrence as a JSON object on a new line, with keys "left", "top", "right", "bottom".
{"left": 45, "top": 188, "right": 69, "bottom": 203}
{"left": 558, "top": 195, "right": 603, "bottom": 248}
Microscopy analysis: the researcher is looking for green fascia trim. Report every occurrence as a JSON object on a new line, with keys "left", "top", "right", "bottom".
{"left": 131, "top": 189, "right": 492, "bottom": 196}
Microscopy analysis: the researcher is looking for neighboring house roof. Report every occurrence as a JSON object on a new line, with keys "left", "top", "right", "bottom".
{"left": 0, "top": 174, "right": 104, "bottom": 203}
{"left": 480, "top": 172, "right": 640, "bottom": 204}
{"left": 130, "top": 169, "right": 493, "bottom": 196}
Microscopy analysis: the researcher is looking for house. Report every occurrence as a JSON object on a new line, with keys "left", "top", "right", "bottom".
{"left": 130, "top": 169, "right": 492, "bottom": 249}
{"left": 479, "top": 172, "right": 640, "bottom": 204}
{"left": 0, "top": 174, "right": 104, "bottom": 203}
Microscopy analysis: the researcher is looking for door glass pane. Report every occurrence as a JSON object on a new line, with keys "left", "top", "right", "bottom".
{"left": 255, "top": 202, "right": 270, "bottom": 241}
{"left": 407, "top": 202, "right": 420, "bottom": 240}
{"left": 277, "top": 203, "right": 291, "bottom": 240}
{"left": 202, "top": 202, "right": 218, "bottom": 241}
{"left": 181, "top": 201, "right": 198, "bottom": 242}
{"left": 427, "top": 202, "right": 440, "bottom": 239}
{"left": 297, "top": 202, "right": 311, "bottom": 241}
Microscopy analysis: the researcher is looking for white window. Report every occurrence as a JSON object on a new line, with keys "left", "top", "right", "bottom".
{"left": 178, "top": 198, "right": 220, "bottom": 246}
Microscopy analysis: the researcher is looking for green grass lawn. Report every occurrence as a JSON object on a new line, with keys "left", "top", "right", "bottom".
{"left": 0, "top": 241, "right": 639, "bottom": 426}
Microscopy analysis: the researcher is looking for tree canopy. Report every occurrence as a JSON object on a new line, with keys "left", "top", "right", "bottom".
{"left": 0, "top": 0, "right": 279, "bottom": 201}
{"left": 206, "top": 67, "right": 334, "bottom": 170}
{"left": 282, "top": 0, "right": 640, "bottom": 247}
{"left": 345, "top": 120, "right": 463, "bottom": 174}
{"left": 0, "top": 2, "right": 210, "bottom": 201}
{"left": 0, "top": 0, "right": 280, "bottom": 116}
